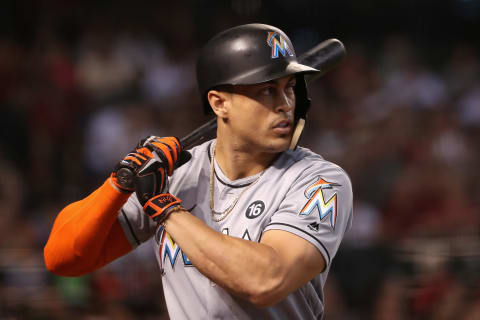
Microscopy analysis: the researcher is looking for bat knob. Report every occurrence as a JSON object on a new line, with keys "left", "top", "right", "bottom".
{"left": 116, "top": 167, "right": 135, "bottom": 190}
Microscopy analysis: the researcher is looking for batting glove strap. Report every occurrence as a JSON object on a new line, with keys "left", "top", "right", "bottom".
{"left": 143, "top": 193, "right": 182, "bottom": 223}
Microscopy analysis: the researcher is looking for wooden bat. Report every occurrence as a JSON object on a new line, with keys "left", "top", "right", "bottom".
{"left": 180, "top": 38, "right": 347, "bottom": 150}
{"left": 114, "top": 39, "right": 346, "bottom": 187}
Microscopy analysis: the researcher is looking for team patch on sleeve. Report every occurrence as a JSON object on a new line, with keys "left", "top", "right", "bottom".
{"left": 300, "top": 176, "right": 340, "bottom": 230}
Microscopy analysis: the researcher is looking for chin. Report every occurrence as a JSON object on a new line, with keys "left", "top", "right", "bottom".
{"left": 264, "top": 137, "right": 291, "bottom": 153}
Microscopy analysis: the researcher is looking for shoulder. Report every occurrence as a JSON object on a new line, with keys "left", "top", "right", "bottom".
{"left": 278, "top": 147, "right": 352, "bottom": 189}
{"left": 170, "top": 139, "right": 213, "bottom": 186}
{"left": 186, "top": 139, "right": 214, "bottom": 159}
{"left": 176, "top": 139, "right": 214, "bottom": 171}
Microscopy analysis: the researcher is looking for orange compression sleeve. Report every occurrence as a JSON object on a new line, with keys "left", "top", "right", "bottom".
{"left": 44, "top": 178, "right": 133, "bottom": 276}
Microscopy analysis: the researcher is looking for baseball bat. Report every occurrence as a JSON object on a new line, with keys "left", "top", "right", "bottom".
{"left": 180, "top": 38, "right": 346, "bottom": 150}
{"left": 114, "top": 39, "right": 346, "bottom": 187}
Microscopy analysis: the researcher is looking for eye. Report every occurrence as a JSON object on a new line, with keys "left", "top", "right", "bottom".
{"left": 285, "top": 82, "right": 296, "bottom": 95}
{"left": 260, "top": 86, "right": 275, "bottom": 96}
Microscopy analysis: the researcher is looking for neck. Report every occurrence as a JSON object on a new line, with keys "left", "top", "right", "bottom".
{"left": 214, "top": 136, "right": 279, "bottom": 181}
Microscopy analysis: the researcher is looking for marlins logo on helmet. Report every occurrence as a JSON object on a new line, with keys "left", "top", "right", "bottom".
{"left": 267, "top": 31, "right": 294, "bottom": 59}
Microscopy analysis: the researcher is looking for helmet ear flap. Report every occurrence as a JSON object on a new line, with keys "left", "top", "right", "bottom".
{"left": 294, "top": 74, "right": 311, "bottom": 123}
{"left": 289, "top": 75, "right": 311, "bottom": 151}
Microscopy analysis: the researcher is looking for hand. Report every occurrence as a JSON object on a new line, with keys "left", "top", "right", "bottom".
{"left": 138, "top": 136, "right": 191, "bottom": 176}
{"left": 111, "top": 148, "right": 155, "bottom": 193}
{"left": 135, "top": 136, "right": 191, "bottom": 206}
{"left": 111, "top": 136, "right": 190, "bottom": 194}
{"left": 143, "top": 193, "right": 183, "bottom": 223}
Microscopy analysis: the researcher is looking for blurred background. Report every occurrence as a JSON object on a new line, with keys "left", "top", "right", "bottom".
{"left": 1, "top": 0, "right": 480, "bottom": 319}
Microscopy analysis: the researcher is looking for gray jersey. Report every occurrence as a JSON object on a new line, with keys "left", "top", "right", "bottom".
{"left": 118, "top": 139, "right": 353, "bottom": 319}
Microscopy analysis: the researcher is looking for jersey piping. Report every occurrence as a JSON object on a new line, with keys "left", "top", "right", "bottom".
{"left": 264, "top": 222, "right": 332, "bottom": 264}
{"left": 121, "top": 209, "right": 141, "bottom": 246}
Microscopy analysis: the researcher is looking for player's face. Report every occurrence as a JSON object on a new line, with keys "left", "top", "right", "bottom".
{"left": 226, "top": 75, "right": 296, "bottom": 153}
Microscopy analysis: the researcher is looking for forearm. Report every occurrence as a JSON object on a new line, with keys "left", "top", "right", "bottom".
{"left": 164, "top": 210, "right": 285, "bottom": 305}
{"left": 44, "top": 135, "right": 184, "bottom": 276}
{"left": 44, "top": 178, "right": 132, "bottom": 276}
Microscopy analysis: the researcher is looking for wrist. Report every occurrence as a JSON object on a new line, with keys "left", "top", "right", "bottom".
{"left": 143, "top": 193, "right": 183, "bottom": 224}
{"left": 161, "top": 205, "right": 187, "bottom": 229}
{"left": 101, "top": 178, "right": 132, "bottom": 207}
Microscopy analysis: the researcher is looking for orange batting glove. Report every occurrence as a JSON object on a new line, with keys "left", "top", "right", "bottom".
{"left": 111, "top": 147, "right": 157, "bottom": 193}
{"left": 134, "top": 136, "right": 191, "bottom": 206}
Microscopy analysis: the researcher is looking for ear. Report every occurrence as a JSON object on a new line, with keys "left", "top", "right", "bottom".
{"left": 207, "top": 90, "right": 230, "bottom": 119}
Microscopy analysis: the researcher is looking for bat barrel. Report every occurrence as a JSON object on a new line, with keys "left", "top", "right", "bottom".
{"left": 300, "top": 39, "right": 346, "bottom": 81}
{"left": 180, "top": 38, "right": 347, "bottom": 150}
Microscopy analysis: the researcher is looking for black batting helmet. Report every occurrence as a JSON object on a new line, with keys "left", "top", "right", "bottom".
{"left": 196, "top": 23, "right": 319, "bottom": 121}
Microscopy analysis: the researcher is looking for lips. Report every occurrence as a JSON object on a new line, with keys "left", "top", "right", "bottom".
{"left": 273, "top": 119, "right": 292, "bottom": 128}
{"left": 272, "top": 119, "right": 293, "bottom": 134}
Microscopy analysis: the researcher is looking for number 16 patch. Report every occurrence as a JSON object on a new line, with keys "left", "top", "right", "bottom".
{"left": 300, "top": 177, "right": 340, "bottom": 230}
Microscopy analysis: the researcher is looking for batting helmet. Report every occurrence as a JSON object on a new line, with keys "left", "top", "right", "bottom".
{"left": 196, "top": 23, "right": 319, "bottom": 122}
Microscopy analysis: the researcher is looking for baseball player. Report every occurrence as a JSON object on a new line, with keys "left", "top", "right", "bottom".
{"left": 44, "top": 24, "right": 353, "bottom": 319}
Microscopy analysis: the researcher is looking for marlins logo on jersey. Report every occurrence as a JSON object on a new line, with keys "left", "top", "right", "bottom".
{"left": 156, "top": 227, "right": 193, "bottom": 274}
{"left": 300, "top": 177, "right": 340, "bottom": 229}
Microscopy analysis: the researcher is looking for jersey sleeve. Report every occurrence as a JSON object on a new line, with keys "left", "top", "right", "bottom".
{"left": 117, "top": 193, "right": 158, "bottom": 248}
{"left": 263, "top": 161, "right": 353, "bottom": 268}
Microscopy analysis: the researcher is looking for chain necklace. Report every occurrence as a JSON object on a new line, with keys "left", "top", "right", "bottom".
{"left": 209, "top": 147, "right": 264, "bottom": 222}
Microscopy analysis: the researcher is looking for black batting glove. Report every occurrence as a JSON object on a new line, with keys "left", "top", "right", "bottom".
{"left": 134, "top": 136, "right": 191, "bottom": 206}
{"left": 111, "top": 148, "right": 155, "bottom": 193}
{"left": 138, "top": 136, "right": 191, "bottom": 176}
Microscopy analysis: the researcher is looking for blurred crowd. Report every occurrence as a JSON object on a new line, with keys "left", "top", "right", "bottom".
{"left": 1, "top": 1, "right": 479, "bottom": 319}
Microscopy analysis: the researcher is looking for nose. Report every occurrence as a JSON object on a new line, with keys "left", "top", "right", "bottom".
{"left": 275, "top": 92, "right": 295, "bottom": 114}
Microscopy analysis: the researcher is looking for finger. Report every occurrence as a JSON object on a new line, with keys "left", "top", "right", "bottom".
{"left": 124, "top": 153, "right": 143, "bottom": 166}
{"left": 152, "top": 137, "right": 181, "bottom": 163}
{"left": 150, "top": 142, "right": 175, "bottom": 175}
{"left": 137, "top": 147, "right": 154, "bottom": 158}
